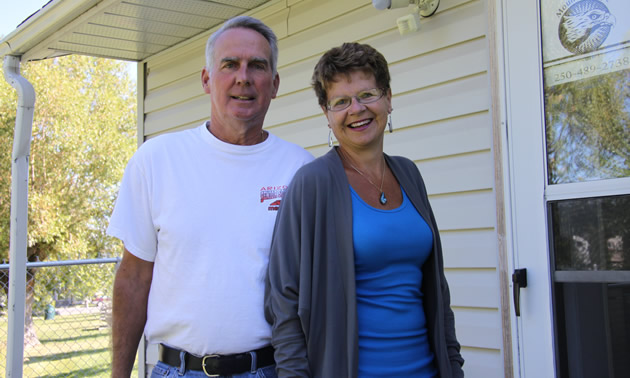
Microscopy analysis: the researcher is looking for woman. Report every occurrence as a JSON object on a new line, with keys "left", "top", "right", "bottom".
{"left": 265, "top": 42, "right": 464, "bottom": 377}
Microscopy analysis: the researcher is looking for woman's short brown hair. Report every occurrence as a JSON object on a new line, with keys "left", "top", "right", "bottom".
{"left": 312, "top": 42, "right": 391, "bottom": 108}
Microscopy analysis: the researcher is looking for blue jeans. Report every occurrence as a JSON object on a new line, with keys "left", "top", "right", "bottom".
{"left": 150, "top": 360, "right": 277, "bottom": 378}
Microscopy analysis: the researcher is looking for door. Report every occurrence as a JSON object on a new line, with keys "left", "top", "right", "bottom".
{"left": 503, "top": 0, "right": 630, "bottom": 377}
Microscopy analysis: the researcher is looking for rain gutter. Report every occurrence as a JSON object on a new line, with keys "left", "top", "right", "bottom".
{"left": 3, "top": 55, "right": 35, "bottom": 378}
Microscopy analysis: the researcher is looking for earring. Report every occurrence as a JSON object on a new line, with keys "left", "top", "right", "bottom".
{"left": 388, "top": 113, "right": 393, "bottom": 133}
{"left": 328, "top": 129, "right": 333, "bottom": 147}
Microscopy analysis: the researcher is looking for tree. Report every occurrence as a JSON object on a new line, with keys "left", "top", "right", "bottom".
{"left": 0, "top": 55, "right": 136, "bottom": 345}
{"left": 545, "top": 68, "right": 630, "bottom": 184}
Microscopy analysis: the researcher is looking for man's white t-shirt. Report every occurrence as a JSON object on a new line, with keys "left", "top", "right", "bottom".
{"left": 107, "top": 123, "right": 314, "bottom": 356}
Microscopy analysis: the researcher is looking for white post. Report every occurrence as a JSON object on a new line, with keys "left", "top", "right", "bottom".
{"left": 3, "top": 55, "right": 36, "bottom": 378}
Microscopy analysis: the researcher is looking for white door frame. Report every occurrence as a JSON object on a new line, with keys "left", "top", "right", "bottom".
{"left": 502, "top": 0, "right": 556, "bottom": 376}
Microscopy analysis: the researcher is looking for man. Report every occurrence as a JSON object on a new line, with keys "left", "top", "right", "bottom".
{"left": 108, "top": 16, "right": 313, "bottom": 377}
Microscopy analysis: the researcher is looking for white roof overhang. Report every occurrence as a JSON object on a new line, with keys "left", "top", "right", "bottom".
{"left": 0, "top": 0, "right": 274, "bottom": 62}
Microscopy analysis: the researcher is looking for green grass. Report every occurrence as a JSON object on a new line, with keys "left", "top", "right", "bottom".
{"left": 24, "top": 311, "right": 110, "bottom": 377}
{"left": 0, "top": 307, "right": 138, "bottom": 377}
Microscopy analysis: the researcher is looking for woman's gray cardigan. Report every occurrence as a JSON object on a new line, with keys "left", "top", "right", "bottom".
{"left": 265, "top": 148, "right": 464, "bottom": 377}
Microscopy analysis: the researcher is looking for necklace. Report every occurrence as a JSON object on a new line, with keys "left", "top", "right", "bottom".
{"left": 340, "top": 149, "right": 387, "bottom": 205}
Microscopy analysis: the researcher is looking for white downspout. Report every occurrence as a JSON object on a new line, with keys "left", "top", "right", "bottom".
{"left": 3, "top": 55, "right": 35, "bottom": 378}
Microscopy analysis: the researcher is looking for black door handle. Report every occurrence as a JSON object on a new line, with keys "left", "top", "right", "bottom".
{"left": 512, "top": 268, "right": 527, "bottom": 317}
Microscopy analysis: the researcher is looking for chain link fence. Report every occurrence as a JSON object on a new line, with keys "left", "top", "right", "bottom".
{"left": 0, "top": 258, "right": 119, "bottom": 377}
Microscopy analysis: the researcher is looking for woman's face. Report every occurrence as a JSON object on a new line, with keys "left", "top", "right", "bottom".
{"left": 323, "top": 70, "right": 392, "bottom": 152}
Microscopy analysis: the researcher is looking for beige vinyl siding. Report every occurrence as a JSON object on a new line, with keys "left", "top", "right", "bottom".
{"left": 141, "top": 0, "right": 504, "bottom": 376}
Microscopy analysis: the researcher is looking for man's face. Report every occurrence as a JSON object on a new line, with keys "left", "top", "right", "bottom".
{"left": 202, "top": 27, "right": 279, "bottom": 127}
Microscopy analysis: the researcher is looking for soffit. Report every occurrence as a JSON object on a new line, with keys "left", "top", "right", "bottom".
{"left": 0, "top": 0, "right": 272, "bottom": 62}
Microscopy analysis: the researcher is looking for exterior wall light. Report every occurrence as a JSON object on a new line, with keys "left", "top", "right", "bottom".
{"left": 372, "top": 0, "right": 440, "bottom": 35}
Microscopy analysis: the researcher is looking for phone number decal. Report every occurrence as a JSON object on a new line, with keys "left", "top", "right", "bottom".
{"left": 545, "top": 49, "right": 630, "bottom": 86}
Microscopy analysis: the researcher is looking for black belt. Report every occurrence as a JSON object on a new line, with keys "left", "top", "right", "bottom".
{"left": 158, "top": 344, "right": 275, "bottom": 376}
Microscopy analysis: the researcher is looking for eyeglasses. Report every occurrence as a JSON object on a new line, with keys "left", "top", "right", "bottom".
{"left": 326, "top": 88, "right": 385, "bottom": 112}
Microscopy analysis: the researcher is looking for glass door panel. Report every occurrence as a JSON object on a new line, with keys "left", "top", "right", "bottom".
{"left": 541, "top": 1, "right": 630, "bottom": 377}
{"left": 541, "top": 0, "right": 630, "bottom": 185}
{"left": 544, "top": 69, "right": 630, "bottom": 184}
{"left": 550, "top": 195, "right": 630, "bottom": 272}
{"left": 553, "top": 282, "right": 630, "bottom": 377}
{"left": 548, "top": 195, "right": 630, "bottom": 376}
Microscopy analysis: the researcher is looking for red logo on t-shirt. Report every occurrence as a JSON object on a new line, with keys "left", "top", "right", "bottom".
{"left": 260, "top": 186, "right": 288, "bottom": 211}
{"left": 260, "top": 185, "right": 287, "bottom": 202}
{"left": 268, "top": 200, "right": 281, "bottom": 211}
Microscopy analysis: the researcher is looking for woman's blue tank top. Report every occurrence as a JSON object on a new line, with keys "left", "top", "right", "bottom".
{"left": 351, "top": 186, "right": 437, "bottom": 377}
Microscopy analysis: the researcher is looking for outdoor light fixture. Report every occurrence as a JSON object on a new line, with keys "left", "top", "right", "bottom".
{"left": 372, "top": 0, "right": 440, "bottom": 35}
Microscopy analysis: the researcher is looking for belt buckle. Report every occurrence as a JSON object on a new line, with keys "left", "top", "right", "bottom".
{"left": 201, "top": 354, "right": 220, "bottom": 377}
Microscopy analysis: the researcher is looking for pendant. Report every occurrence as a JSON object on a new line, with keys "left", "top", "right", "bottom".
{"left": 379, "top": 192, "right": 387, "bottom": 205}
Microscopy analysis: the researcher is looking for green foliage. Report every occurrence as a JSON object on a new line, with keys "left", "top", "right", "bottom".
{"left": 0, "top": 55, "right": 136, "bottom": 320}
{"left": 545, "top": 69, "right": 630, "bottom": 184}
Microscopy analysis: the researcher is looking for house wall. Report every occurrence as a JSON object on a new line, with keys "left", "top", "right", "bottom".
{"left": 140, "top": 0, "right": 505, "bottom": 376}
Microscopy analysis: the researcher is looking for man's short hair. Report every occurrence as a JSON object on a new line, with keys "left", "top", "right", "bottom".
{"left": 205, "top": 16, "right": 279, "bottom": 76}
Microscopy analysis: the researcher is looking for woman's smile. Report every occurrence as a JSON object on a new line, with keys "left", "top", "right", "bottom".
{"left": 347, "top": 118, "right": 373, "bottom": 130}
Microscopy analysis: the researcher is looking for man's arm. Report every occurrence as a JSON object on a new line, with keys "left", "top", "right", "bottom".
{"left": 112, "top": 248, "right": 154, "bottom": 377}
